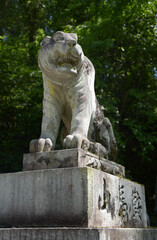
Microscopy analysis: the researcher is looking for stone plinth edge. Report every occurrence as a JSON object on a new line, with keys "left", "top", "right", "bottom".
{"left": 23, "top": 148, "right": 125, "bottom": 177}
{"left": 0, "top": 228, "right": 156, "bottom": 240}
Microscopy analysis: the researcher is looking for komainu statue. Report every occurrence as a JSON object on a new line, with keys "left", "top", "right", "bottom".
{"left": 30, "top": 31, "right": 117, "bottom": 161}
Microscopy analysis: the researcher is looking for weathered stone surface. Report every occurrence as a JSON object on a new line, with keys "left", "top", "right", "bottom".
{"left": 0, "top": 228, "right": 157, "bottom": 240}
{"left": 23, "top": 148, "right": 125, "bottom": 177}
{"left": 0, "top": 167, "right": 146, "bottom": 228}
{"left": 29, "top": 31, "right": 117, "bottom": 161}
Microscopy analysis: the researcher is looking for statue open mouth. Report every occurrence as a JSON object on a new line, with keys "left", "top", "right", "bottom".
{"left": 54, "top": 53, "right": 81, "bottom": 74}
{"left": 56, "top": 63, "right": 77, "bottom": 74}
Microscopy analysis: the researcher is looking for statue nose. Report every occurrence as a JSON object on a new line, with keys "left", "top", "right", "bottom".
{"left": 67, "top": 39, "right": 76, "bottom": 47}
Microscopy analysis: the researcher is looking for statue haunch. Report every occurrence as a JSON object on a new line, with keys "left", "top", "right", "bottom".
{"left": 29, "top": 31, "right": 117, "bottom": 161}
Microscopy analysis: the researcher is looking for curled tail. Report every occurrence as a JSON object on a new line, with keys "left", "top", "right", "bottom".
{"left": 91, "top": 100, "right": 118, "bottom": 161}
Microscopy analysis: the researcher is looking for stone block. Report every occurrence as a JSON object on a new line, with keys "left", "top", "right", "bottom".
{"left": 0, "top": 228, "right": 157, "bottom": 240}
{"left": 0, "top": 167, "right": 146, "bottom": 228}
{"left": 23, "top": 148, "right": 125, "bottom": 177}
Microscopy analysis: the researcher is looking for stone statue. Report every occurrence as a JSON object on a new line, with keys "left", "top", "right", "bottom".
{"left": 30, "top": 31, "right": 117, "bottom": 161}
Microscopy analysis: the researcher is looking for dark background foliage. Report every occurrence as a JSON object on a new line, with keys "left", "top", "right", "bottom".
{"left": 0, "top": 0, "right": 157, "bottom": 225}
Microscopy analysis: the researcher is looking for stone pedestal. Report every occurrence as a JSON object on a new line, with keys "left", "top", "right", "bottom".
{"left": 23, "top": 149, "right": 125, "bottom": 177}
{"left": 0, "top": 228, "right": 157, "bottom": 240}
{"left": 0, "top": 167, "right": 147, "bottom": 228}
{"left": 0, "top": 149, "right": 156, "bottom": 239}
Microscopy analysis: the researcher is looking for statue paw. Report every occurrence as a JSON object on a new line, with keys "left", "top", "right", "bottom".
{"left": 63, "top": 134, "right": 90, "bottom": 151}
{"left": 89, "top": 142, "right": 108, "bottom": 159}
{"left": 29, "top": 138, "right": 53, "bottom": 153}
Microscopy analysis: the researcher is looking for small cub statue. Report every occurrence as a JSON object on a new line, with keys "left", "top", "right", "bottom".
{"left": 30, "top": 31, "right": 117, "bottom": 161}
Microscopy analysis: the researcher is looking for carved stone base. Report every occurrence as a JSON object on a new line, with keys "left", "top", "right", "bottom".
{"left": 0, "top": 228, "right": 157, "bottom": 240}
{"left": 0, "top": 167, "right": 147, "bottom": 228}
{"left": 23, "top": 149, "right": 125, "bottom": 177}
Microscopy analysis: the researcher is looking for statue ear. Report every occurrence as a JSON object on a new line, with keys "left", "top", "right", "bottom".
{"left": 40, "top": 36, "right": 51, "bottom": 47}
{"left": 69, "top": 33, "right": 78, "bottom": 42}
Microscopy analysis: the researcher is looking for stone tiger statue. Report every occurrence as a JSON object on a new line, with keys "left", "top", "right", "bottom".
{"left": 30, "top": 31, "right": 117, "bottom": 161}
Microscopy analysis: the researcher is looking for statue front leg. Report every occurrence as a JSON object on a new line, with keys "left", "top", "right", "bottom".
{"left": 63, "top": 98, "right": 92, "bottom": 151}
{"left": 29, "top": 95, "right": 62, "bottom": 153}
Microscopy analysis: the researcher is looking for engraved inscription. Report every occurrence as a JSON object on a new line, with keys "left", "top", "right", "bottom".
{"left": 119, "top": 185, "right": 128, "bottom": 221}
{"left": 132, "top": 188, "right": 142, "bottom": 220}
{"left": 98, "top": 178, "right": 111, "bottom": 210}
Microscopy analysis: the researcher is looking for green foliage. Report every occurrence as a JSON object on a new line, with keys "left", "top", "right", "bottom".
{"left": 0, "top": 2, "right": 45, "bottom": 171}
{"left": 0, "top": 0, "right": 156, "bottom": 205}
